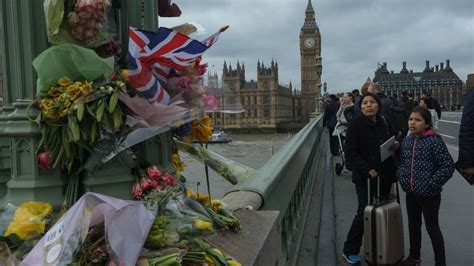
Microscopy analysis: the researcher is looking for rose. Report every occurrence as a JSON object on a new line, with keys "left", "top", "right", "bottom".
{"left": 146, "top": 166, "right": 162, "bottom": 181}
{"left": 140, "top": 178, "right": 152, "bottom": 191}
{"left": 162, "top": 173, "right": 176, "bottom": 186}
{"left": 37, "top": 152, "right": 51, "bottom": 169}
{"left": 132, "top": 182, "right": 143, "bottom": 198}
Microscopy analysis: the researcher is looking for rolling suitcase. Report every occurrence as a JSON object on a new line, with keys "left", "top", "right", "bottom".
{"left": 363, "top": 177, "right": 404, "bottom": 265}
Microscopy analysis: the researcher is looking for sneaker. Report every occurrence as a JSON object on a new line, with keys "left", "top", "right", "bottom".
{"left": 342, "top": 253, "right": 361, "bottom": 264}
{"left": 402, "top": 256, "right": 422, "bottom": 265}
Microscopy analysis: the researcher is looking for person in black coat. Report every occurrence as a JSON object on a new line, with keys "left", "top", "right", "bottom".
{"left": 341, "top": 93, "right": 400, "bottom": 264}
{"left": 323, "top": 94, "right": 341, "bottom": 155}
{"left": 456, "top": 89, "right": 474, "bottom": 177}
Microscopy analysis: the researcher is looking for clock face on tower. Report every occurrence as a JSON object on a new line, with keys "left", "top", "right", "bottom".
{"left": 304, "top": 38, "right": 315, "bottom": 48}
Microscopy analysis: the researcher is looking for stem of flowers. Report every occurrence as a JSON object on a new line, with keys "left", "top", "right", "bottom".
{"left": 200, "top": 142, "right": 212, "bottom": 207}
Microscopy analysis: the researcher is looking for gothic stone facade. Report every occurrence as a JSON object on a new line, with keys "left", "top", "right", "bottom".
{"left": 213, "top": 61, "right": 302, "bottom": 131}
{"left": 373, "top": 60, "right": 464, "bottom": 107}
{"left": 300, "top": 0, "right": 322, "bottom": 121}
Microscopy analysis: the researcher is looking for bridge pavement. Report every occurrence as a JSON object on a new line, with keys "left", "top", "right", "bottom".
{"left": 332, "top": 141, "right": 473, "bottom": 265}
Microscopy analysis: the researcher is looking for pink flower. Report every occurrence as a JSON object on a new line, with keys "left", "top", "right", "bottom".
{"left": 37, "top": 152, "right": 51, "bottom": 169}
{"left": 162, "top": 173, "right": 177, "bottom": 186}
{"left": 147, "top": 166, "right": 162, "bottom": 181}
{"left": 177, "top": 77, "right": 192, "bottom": 91}
{"left": 148, "top": 179, "right": 159, "bottom": 189}
{"left": 196, "top": 63, "right": 208, "bottom": 76}
{"left": 132, "top": 182, "right": 143, "bottom": 198}
{"left": 140, "top": 178, "right": 151, "bottom": 191}
{"left": 203, "top": 95, "right": 219, "bottom": 110}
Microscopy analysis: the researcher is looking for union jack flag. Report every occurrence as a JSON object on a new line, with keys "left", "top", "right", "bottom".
{"left": 128, "top": 26, "right": 225, "bottom": 103}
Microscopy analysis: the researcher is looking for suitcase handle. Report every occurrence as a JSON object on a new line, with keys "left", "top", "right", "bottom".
{"left": 367, "top": 176, "right": 381, "bottom": 205}
{"left": 367, "top": 176, "right": 401, "bottom": 205}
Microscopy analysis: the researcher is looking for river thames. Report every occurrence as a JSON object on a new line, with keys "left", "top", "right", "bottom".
{"left": 180, "top": 133, "right": 293, "bottom": 198}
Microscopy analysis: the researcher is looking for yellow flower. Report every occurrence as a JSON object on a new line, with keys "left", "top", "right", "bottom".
{"left": 4, "top": 201, "right": 53, "bottom": 240}
{"left": 211, "top": 248, "right": 224, "bottom": 256}
{"left": 80, "top": 81, "right": 93, "bottom": 95}
{"left": 194, "top": 219, "right": 213, "bottom": 230}
{"left": 171, "top": 153, "right": 186, "bottom": 173}
{"left": 202, "top": 115, "right": 212, "bottom": 127}
{"left": 58, "top": 76, "right": 72, "bottom": 87}
{"left": 227, "top": 259, "right": 242, "bottom": 266}
{"left": 121, "top": 69, "right": 129, "bottom": 80}
{"left": 211, "top": 199, "right": 224, "bottom": 212}
{"left": 186, "top": 188, "right": 194, "bottom": 198}
{"left": 48, "top": 87, "right": 61, "bottom": 97}
{"left": 196, "top": 193, "right": 210, "bottom": 205}
{"left": 205, "top": 255, "right": 216, "bottom": 266}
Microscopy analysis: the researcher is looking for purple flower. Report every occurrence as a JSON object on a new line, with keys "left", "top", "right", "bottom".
{"left": 175, "top": 123, "right": 192, "bottom": 137}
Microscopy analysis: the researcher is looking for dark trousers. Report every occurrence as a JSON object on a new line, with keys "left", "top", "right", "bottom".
{"left": 406, "top": 193, "right": 445, "bottom": 265}
{"left": 343, "top": 178, "right": 391, "bottom": 255}
{"left": 328, "top": 127, "right": 340, "bottom": 155}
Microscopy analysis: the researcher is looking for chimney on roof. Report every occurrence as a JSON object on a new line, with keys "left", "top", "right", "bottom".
{"left": 383, "top": 62, "right": 387, "bottom": 69}
{"left": 410, "top": 70, "right": 413, "bottom": 73}
{"left": 440, "top": 62, "right": 444, "bottom": 70}
{"left": 391, "top": 70, "right": 394, "bottom": 73}
{"left": 401, "top": 61, "right": 409, "bottom": 73}
{"left": 424, "top": 60, "right": 431, "bottom": 72}
{"left": 435, "top": 65, "right": 439, "bottom": 72}
{"left": 444, "top": 59, "right": 452, "bottom": 71}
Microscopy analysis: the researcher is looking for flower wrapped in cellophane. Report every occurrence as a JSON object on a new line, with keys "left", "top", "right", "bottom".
{"left": 3, "top": 201, "right": 53, "bottom": 241}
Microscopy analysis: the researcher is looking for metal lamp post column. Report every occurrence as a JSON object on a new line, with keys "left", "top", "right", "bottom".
{"left": 315, "top": 56, "right": 322, "bottom": 114}
{"left": 0, "top": 0, "right": 63, "bottom": 206}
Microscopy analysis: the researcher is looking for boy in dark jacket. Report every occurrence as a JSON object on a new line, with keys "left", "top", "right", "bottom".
{"left": 397, "top": 107, "right": 454, "bottom": 266}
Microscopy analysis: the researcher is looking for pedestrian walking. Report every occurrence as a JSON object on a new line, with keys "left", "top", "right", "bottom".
{"left": 400, "top": 91, "right": 415, "bottom": 117}
{"left": 368, "top": 82, "right": 409, "bottom": 137}
{"left": 421, "top": 90, "right": 442, "bottom": 119}
{"left": 353, "top": 82, "right": 370, "bottom": 118}
{"left": 336, "top": 92, "right": 355, "bottom": 134}
{"left": 456, "top": 89, "right": 474, "bottom": 184}
{"left": 419, "top": 97, "right": 439, "bottom": 131}
{"left": 323, "top": 94, "right": 341, "bottom": 156}
{"left": 397, "top": 107, "right": 454, "bottom": 266}
{"left": 342, "top": 93, "right": 399, "bottom": 264}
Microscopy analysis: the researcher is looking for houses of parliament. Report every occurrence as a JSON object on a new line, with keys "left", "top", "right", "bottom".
{"left": 212, "top": 0, "right": 322, "bottom": 131}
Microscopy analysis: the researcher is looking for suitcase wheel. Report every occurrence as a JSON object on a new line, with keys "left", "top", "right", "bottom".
{"left": 335, "top": 163, "right": 343, "bottom": 176}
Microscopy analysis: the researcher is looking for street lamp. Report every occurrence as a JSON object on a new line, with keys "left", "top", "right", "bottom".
{"left": 315, "top": 56, "right": 322, "bottom": 114}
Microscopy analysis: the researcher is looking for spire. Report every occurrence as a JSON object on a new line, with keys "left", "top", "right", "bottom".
{"left": 306, "top": 0, "right": 314, "bottom": 13}
{"left": 237, "top": 60, "right": 241, "bottom": 70}
{"left": 302, "top": 0, "right": 318, "bottom": 30}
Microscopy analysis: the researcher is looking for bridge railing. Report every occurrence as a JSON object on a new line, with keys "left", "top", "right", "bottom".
{"left": 224, "top": 115, "right": 325, "bottom": 265}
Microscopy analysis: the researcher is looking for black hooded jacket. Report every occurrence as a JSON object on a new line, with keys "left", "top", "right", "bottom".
{"left": 344, "top": 114, "right": 397, "bottom": 184}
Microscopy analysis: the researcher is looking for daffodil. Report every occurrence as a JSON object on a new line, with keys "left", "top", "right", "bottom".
{"left": 171, "top": 153, "right": 186, "bottom": 174}
{"left": 194, "top": 219, "right": 213, "bottom": 230}
{"left": 4, "top": 201, "right": 53, "bottom": 240}
{"left": 58, "top": 76, "right": 72, "bottom": 87}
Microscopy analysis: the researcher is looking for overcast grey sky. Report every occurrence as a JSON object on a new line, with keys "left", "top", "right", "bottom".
{"left": 160, "top": 0, "right": 474, "bottom": 93}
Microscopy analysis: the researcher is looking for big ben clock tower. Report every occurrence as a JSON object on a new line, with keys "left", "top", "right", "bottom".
{"left": 300, "top": 0, "right": 322, "bottom": 121}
